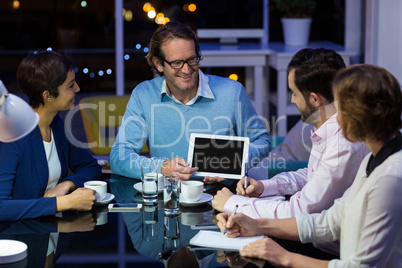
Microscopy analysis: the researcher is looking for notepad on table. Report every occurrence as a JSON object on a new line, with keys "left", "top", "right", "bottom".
{"left": 189, "top": 230, "right": 264, "bottom": 251}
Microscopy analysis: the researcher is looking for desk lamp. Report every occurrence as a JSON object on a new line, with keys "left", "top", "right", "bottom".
{"left": 0, "top": 80, "right": 39, "bottom": 143}
{"left": 0, "top": 81, "right": 35, "bottom": 262}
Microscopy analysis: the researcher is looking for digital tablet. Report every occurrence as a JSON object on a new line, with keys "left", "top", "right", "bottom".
{"left": 187, "top": 133, "right": 249, "bottom": 179}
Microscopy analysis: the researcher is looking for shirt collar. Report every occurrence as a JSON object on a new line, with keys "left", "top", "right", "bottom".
{"left": 160, "top": 69, "right": 215, "bottom": 105}
{"left": 366, "top": 132, "right": 402, "bottom": 176}
{"left": 310, "top": 113, "right": 340, "bottom": 142}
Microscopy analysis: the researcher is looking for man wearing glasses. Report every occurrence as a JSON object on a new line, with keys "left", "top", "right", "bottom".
{"left": 110, "top": 21, "right": 270, "bottom": 181}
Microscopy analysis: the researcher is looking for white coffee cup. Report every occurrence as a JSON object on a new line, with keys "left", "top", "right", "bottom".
{"left": 84, "top": 180, "right": 107, "bottom": 202}
{"left": 181, "top": 181, "right": 204, "bottom": 202}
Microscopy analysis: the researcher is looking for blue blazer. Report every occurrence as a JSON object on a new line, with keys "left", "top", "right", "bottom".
{"left": 0, "top": 116, "right": 102, "bottom": 221}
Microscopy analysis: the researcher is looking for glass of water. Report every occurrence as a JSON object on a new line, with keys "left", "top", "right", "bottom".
{"left": 163, "top": 174, "right": 180, "bottom": 216}
{"left": 141, "top": 161, "right": 158, "bottom": 203}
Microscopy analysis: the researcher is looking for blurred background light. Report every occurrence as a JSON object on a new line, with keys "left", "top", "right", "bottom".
{"left": 12, "top": 0, "right": 20, "bottom": 9}
{"left": 229, "top": 74, "right": 238, "bottom": 81}
{"left": 143, "top": 2, "right": 152, "bottom": 12}
{"left": 147, "top": 9, "right": 156, "bottom": 19}
{"left": 188, "top": 4, "right": 196, "bottom": 12}
{"left": 124, "top": 10, "right": 133, "bottom": 22}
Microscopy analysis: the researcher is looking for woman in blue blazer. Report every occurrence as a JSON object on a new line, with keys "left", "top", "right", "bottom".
{"left": 0, "top": 51, "right": 102, "bottom": 221}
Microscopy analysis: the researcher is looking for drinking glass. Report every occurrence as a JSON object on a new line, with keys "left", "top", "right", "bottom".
{"left": 163, "top": 174, "right": 180, "bottom": 215}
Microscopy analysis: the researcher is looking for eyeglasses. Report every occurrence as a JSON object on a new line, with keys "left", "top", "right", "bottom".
{"left": 162, "top": 56, "right": 201, "bottom": 69}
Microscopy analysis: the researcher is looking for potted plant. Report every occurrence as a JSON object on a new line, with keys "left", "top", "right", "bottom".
{"left": 273, "top": 0, "right": 317, "bottom": 46}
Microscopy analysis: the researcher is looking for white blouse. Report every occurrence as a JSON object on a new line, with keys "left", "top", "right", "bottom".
{"left": 296, "top": 150, "right": 402, "bottom": 268}
{"left": 43, "top": 130, "right": 61, "bottom": 191}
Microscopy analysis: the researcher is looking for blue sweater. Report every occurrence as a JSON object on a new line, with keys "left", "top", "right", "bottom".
{"left": 0, "top": 116, "right": 102, "bottom": 221}
{"left": 110, "top": 73, "right": 270, "bottom": 179}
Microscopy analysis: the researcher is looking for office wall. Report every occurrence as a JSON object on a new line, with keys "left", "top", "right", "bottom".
{"left": 365, "top": 0, "right": 402, "bottom": 83}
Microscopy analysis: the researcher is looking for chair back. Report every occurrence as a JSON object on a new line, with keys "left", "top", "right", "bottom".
{"left": 79, "top": 95, "right": 148, "bottom": 155}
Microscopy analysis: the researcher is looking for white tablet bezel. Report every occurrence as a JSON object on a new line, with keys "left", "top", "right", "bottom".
{"left": 187, "top": 133, "right": 249, "bottom": 179}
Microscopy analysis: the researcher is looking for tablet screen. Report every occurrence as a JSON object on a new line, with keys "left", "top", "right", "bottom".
{"left": 187, "top": 134, "right": 249, "bottom": 179}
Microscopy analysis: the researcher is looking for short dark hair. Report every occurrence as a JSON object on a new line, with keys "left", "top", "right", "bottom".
{"left": 333, "top": 64, "right": 402, "bottom": 142}
{"left": 287, "top": 48, "right": 346, "bottom": 103}
{"left": 146, "top": 21, "right": 201, "bottom": 76}
{"left": 16, "top": 51, "right": 73, "bottom": 109}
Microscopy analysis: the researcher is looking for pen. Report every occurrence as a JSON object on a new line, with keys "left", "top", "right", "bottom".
{"left": 244, "top": 163, "right": 248, "bottom": 196}
{"left": 223, "top": 204, "right": 238, "bottom": 236}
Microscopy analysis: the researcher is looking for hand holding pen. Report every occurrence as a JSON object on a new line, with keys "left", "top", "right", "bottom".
{"left": 217, "top": 207, "right": 262, "bottom": 238}
{"left": 223, "top": 204, "right": 238, "bottom": 236}
{"left": 244, "top": 163, "right": 248, "bottom": 196}
{"left": 236, "top": 175, "right": 264, "bottom": 198}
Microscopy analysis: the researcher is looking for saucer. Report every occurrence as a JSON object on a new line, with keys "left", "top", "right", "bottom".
{"left": 133, "top": 182, "right": 163, "bottom": 193}
{"left": 180, "top": 193, "right": 213, "bottom": 206}
{"left": 94, "top": 193, "right": 115, "bottom": 206}
{"left": 0, "top": 239, "right": 27, "bottom": 264}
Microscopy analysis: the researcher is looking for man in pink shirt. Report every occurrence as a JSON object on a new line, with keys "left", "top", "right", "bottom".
{"left": 212, "top": 48, "right": 369, "bottom": 223}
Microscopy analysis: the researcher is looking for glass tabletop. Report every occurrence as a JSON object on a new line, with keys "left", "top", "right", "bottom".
{"left": 0, "top": 174, "right": 269, "bottom": 268}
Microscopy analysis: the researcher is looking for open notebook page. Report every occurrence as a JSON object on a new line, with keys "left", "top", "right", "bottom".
{"left": 189, "top": 230, "right": 265, "bottom": 251}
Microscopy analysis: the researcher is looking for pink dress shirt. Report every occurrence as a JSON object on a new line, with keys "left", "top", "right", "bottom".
{"left": 224, "top": 114, "right": 370, "bottom": 220}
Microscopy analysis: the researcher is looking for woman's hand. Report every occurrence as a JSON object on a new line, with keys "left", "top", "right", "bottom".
{"left": 239, "top": 237, "right": 330, "bottom": 268}
{"left": 239, "top": 237, "right": 290, "bottom": 266}
{"left": 44, "top": 180, "right": 76, "bottom": 197}
{"left": 56, "top": 188, "right": 96, "bottom": 212}
{"left": 216, "top": 212, "right": 263, "bottom": 238}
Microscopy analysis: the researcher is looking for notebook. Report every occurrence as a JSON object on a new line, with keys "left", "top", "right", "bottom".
{"left": 189, "top": 230, "right": 264, "bottom": 251}
{"left": 187, "top": 133, "right": 249, "bottom": 179}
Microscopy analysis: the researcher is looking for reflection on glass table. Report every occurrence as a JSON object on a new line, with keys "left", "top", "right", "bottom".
{"left": 109, "top": 173, "right": 263, "bottom": 268}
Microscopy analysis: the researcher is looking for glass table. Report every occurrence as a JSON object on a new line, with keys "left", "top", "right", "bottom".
{"left": 0, "top": 174, "right": 266, "bottom": 268}
{"left": 0, "top": 174, "right": 336, "bottom": 267}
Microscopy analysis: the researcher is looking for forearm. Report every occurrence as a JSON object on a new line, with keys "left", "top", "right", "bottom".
{"left": 260, "top": 168, "right": 307, "bottom": 197}
{"left": 56, "top": 195, "right": 72, "bottom": 212}
{"left": 256, "top": 218, "right": 300, "bottom": 241}
{"left": 285, "top": 252, "right": 329, "bottom": 268}
{"left": 59, "top": 180, "right": 76, "bottom": 192}
{"left": 110, "top": 147, "right": 142, "bottom": 178}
